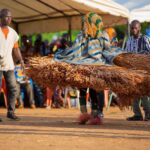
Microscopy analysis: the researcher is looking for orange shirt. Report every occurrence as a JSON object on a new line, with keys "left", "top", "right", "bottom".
{"left": 1, "top": 27, "right": 19, "bottom": 48}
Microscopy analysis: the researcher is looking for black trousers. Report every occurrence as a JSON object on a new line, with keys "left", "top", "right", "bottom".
{"left": 79, "top": 88, "right": 104, "bottom": 113}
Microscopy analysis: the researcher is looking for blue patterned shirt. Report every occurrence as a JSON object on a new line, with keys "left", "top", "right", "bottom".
{"left": 125, "top": 34, "right": 150, "bottom": 54}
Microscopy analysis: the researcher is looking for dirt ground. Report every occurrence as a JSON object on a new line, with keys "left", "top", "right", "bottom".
{"left": 0, "top": 107, "right": 149, "bottom": 150}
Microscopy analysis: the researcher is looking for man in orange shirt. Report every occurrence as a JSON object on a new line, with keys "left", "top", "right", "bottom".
{"left": 0, "top": 9, "right": 24, "bottom": 121}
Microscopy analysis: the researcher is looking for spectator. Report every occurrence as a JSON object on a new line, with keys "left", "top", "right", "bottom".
{"left": 20, "top": 35, "right": 28, "bottom": 53}
{"left": 64, "top": 87, "right": 79, "bottom": 108}
{"left": 49, "top": 33, "right": 69, "bottom": 54}
{"left": 43, "top": 40, "right": 50, "bottom": 56}
{"left": 20, "top": 35, "right": 34, "bottom": 57}
{"left": 60, "top": 33, "right": 70, "bottom": 48}
{"left": 105, "top": 27, "right": 118, "bottom": 47}
{"left": 125, "top": 20, "right": 150, "bottom": 121}
{"left": 53, "top": 86, "right": 64, "bottom": 108}
{"left": 33, "top": 81, "right": 44, "bottom": 107}
{"left": 0, "top": 8, "right": 24, "bottom": 121}
{"left": 14, "top": 63, "right": 36, "bottom": 109}
{"left": 44, "top": 87, "right": 53, "bottom": 109}
{"left": 34, "top": 34, "right": 45, "bottom": 56}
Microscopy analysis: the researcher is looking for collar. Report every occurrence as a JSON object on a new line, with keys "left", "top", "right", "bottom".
{"left": 132, "top": 34, "right": 142, "bottom": 40}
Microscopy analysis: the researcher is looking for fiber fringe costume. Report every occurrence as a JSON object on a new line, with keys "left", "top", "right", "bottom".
{"left": 55, "top": 12, "right": 122, "bottom": 124}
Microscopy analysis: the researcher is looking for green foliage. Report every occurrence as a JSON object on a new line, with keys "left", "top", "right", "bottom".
{"left": 71, "top": 30, "right": 80, "bottom": 41}
{"left": 114, "top": 24, "right": 127, "bottom": 40}
{"left": 20, "top": 30, "right": 80, "bottom": 45}
{"left": 141, "top": 22, "right": 150, "bottom": 33}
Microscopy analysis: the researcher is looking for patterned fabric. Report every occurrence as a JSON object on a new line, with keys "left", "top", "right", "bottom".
{"left": 55, "top": 31, "right": 122, "bottom": 65}
{"left": 84, "top": 12, "right": 103, "bottom": 38}
{"left": 125, "top": 34, "right": 150, "bottom": 54}
{"left": 54, "top": 12, "right": 123, "bottom": 65}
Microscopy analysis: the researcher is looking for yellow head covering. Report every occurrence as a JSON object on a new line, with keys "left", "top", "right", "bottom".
{"left": 105, "top": 27, "right": 116, "bottom": 41}
{"left": 83, "top": 12, "right": 103, "bottom": 38}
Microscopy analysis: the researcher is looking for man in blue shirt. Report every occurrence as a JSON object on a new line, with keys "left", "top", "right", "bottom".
{"left": 125, "top": 20, "right": 150, "bottom": 121}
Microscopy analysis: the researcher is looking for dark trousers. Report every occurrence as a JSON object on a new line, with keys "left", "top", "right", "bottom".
{"left": 133, "top": 97, "right": 150, "bottom": 116}
{"left": 17, "top": 82, "right": 35, "bottom": 106}
{"left": 0, "top": 71, "right": 17, "bottom": 114}
{"left": 79, "top": 88, "right": 104, "bottom": 114}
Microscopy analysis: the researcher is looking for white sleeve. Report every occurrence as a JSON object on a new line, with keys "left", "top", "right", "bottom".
{"left": 13, "top": 30, "right": 19, "bottom": 43}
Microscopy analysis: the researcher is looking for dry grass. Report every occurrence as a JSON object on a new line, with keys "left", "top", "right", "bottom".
{"left": 113, "top": 53, "right": 150, "bottom": 74}
{"left": 26, "top": 56, "right": 150, "bottom": 106}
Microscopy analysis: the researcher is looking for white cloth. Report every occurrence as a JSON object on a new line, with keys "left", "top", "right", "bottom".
{"left": 0, "top": 26, "right": 19, "bottom": 71}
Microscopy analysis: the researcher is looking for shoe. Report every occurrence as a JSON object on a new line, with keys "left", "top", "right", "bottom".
{"left": 30, "top": 104, "right": 36, "bottom": 109}
{"left": 98, "top": 112, "right": 104, "bottom": 118}
{"left": 46, "top": 106, "right": 51, "bottom": 110}
{"left": 87, "top": 116, "right": 102, "bottom": 125}
{"left": 18, "top": 104, "right": 24, "bottom": 109}
{"left": 144, "top": 113, "right": 150, "bottom": 121}
{"left": 0, "top": 118, "right": 2, "bottom": 122}
{"left": 7, "top": 113, "right": 21, "bottom": 121}
{"left": 78, "top": 113, "right": 91, "bottom": 124}
{"left": 127, "top": 116, "right": 143, "bottom": 121}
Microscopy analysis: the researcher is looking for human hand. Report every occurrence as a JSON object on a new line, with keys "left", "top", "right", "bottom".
{"left": 20, "top": 60, "right": 26, "bottom": 74}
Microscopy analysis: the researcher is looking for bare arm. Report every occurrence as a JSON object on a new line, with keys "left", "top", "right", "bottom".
{"left": 13, "top": 48, "right": 25, "bottom": 71}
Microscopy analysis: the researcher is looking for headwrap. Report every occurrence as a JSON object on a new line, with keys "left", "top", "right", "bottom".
{"left": 105, "top": 27, "right": 116, "bottom": 41}
{"left": 83, "top": 12, "right": 103, "bottom": 38}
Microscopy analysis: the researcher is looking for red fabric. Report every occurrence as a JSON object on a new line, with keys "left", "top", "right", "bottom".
{"left": 1, "top": 77, "right": 7, "bottom": 95}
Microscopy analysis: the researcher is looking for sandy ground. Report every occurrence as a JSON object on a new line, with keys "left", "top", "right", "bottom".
{"left": 0, "top": 107, "right": 150, "bottom": 150}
